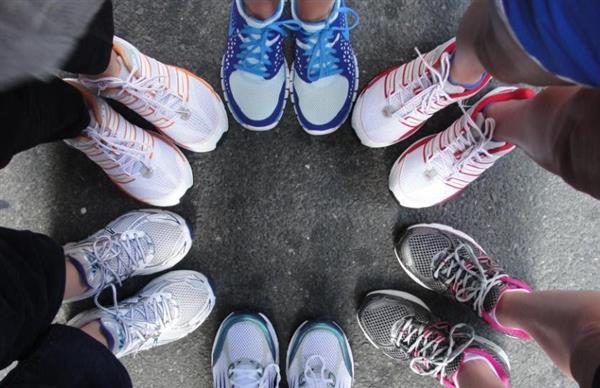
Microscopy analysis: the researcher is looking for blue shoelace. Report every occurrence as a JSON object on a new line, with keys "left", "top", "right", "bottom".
{"left": 235, "top": 20, "right": 301, "bottom": 77}
{"left": 299, "top": 7, "right": 359, "bottom": 82}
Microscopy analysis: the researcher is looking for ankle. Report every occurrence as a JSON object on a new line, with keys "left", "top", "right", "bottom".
{"left": 495, "top": 290, "right": 529, "bottom": 329}
{"left": 484, "top": 99, "right": 529, "bottom": 142}
{"left": 457, "top": 359, "right": 505, "bottom": 388}
{"left": 449, "top": 50, "right": 486, "bottom": 86}
{"left": 80, "top": 320, "right": 111, "bottom": 349}
{"left": 296, "top": 0, "right": 335, "bottom": 22}
{"left": 243, "top": 0, "right": 280, "bottom": 20}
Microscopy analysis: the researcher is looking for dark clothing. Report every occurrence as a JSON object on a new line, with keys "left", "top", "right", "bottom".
{"left": 0, "top": 228, "right": 131, "bottom": 388}
{"left": 0, "top": 0, "right": 114, "bottom": 166}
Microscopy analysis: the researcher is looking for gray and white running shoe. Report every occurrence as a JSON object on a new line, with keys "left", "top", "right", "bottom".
{"left": 357, "top": 290, "right": 511, "bottom": 387}
{"left": 212, "top": 312, "right": 281, "bottom": 388}
{"left": 69, "top": 270, "right": 215, "bottom": 358}
{"left": 286, "top": 320, "right": 354, "bottom": 388}
{"left": 395, "top": 223, "right": 532, "bottom": 339}
{"left": 64, "top": 209, "right": 192, "bottom": 302}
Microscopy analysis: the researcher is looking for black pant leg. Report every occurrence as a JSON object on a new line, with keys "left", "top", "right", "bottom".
{"left": 0, "top": 228, "right": 65, "bottom": 369}
{"left": 0, "top": 324, "right": 132, "bottom": 388}
{"left": 61, "top": 0, "right": 115, "bottom": 75}
{"left": 0, "top": 78, "right": 90, "bottom": 165}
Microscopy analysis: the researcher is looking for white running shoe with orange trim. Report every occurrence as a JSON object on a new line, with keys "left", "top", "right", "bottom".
{"left": 80, "top": 36, "right": 228, "bottom": 153}
{"left": 352, "top": 38, "right": 491, "bottom": 148}
{"left": 389, "top": 87, "right": 536, "bottom": 208}
{"left": 65, "top": 81, "right": 193, "bottom": 207}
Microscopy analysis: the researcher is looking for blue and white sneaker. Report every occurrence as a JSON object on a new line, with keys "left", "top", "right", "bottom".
{"left": 287, "top": 320, "right": 354, "bottom": 388}
{"left": 290, "top": 0, "right": 359, "bottom": 135}
{"left": 222, "top": 0, "right": 294, "bottom": 131}
{"left": 212, "top": 312, "right": 281, "bottom": 387}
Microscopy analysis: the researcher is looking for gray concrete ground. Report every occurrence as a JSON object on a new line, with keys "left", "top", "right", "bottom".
{"left": 1, "top": 0, "right": 599, "bottom": 387}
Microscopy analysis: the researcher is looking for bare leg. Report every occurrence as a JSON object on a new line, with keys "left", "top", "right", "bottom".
{"left": 63, "top": 259, "right": 89, "bottom": 300}
{"left": 80, "top": 320, "right": 110, "bottom": 349}
{"left": 496, "top": 291, "right": 600, "bottom": 387}
{"left": 458, "top": 360, "right": 505, "bottom": 388}
{"left": 243, "top": 0, "right": 280, "bottom": 20}
{"left": 296, "top": 0, "right": 335, "bottom": 22}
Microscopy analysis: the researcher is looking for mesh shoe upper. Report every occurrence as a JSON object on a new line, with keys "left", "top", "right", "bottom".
{"left": 396, "top": 224, "right": 532, "bottom": 338}
{"left": 358, "top": 291, "right": 478, "bottom": 384}
{"left": 212, "top": 313, "right": 280, "bottom": 388}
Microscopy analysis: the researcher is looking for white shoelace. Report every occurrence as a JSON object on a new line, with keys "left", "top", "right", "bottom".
{"left": 391, "top": 319, "right": 474, "bottom": 383}
{"left": 433, "top": 243, "right": 508, "bottom": 316}
{"left": 87, "top": 232, "right": 150, "bottom": 289}
{"left": 425, "top": 111, "right": 496, "bottom": 180}
{"left": 82, "top": 67, "right": 191, "bottom": 121}
{"left": 385, "top": 49, "right": 452, "bottom": 118}
{"left": 83, "top": 125, "right": 153, "bottom": 178}
{"left": 230, "top": 362, "right": 281, "bottom": 388}
{"left": 301, "top": 355, "right": 335, "bottom": 388}
{"left": 96, "top": 284, "right": 177, "bottom": 354}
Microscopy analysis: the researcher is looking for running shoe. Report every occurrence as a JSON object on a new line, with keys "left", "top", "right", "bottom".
{"left": 290, "top": 0, "right": 359, "bottom": 135}
{"left": 222, "top": 0, "right": 293, "bottom": 131}
{"left": 80, "top": 37, "right": 228, "bottom": 153}
{"left": 64, "top": 81, "right": 193, "bottom": 207}
{"left": 63, "top": 209, "right": 192, "bottom": 303}
{"left": 352, "top": 38, "right": 491, "bottom": 148}
{"left": 389, "top": 87, "right": 536, "bottom": 208}
{"left": 357, "top": 290, "right": 511, "bottom": 387}
{"left": 395, "top": 223, "right": 532, "bottom": 339}
{"left": 287, "top": 320, "right": 354, "bottom": 388}
{"left": 69, "top": 270, "right": 215, "bottom": 358}
{"left": 212, "top": 312, "right": 281, "bottom": 387}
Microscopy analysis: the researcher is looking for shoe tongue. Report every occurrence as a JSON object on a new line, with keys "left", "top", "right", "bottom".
{"left": 443, "top": 81, "right": 466, "bottom": 95}
{"left": 67, "top": 246, "right": 105, "bottom": 291}
{"left": 100, "top": 316, "right": 127, "bottom": 353}
{"left": 482, "top": 282, "right": 506, "bottom": 314}
{"left": 113, "top": 43, "right": 139, "bottom": 79}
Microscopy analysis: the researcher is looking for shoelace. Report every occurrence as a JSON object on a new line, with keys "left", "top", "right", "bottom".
{"left": 433, "top": 243, "right": 508, "bottom": 316}
{"left": 95, "top": 283, "right": 177, "bottom": 354}
{"left": 230, "top": 362, "right": 281, "bottom": 388}
{"left": 425, "top": 111, "right": 497, "bottom": 180}
{"left": 83, "top": 125, "right": 153, "bottom": 178}
{"left": 235, "top": 19, "right": 301, "bottom": 77}
{"left": 391, "top": 318, "right": 474, "bottom": 383}
{"left": 384, "top": 48, "right": 452, "bottom": 118}
{"left": 300, "top": 355, "right": 335, "bottom": 388}
{"left": 87, "top": 232, "right": 149, "bottom": 289}
{"left": 298, "top": 7, "right": 359, "bottom": 82}
{"left": 81, "top": 69, "right": 191, "bottom": 121}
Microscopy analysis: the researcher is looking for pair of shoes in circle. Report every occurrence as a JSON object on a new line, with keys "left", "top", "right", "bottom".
{"left": 358, "top": 223, "right": 532, "bottom": 387}
{"left": 352, "top": 38, "right": 537, "bottom": 208}
{"left": 66, "top": 37, "right": 229, "bottom": 207}
{"left": 212, "top": 313, "right": 354, "bottom": 387}
{"left": 64, "top": 209, "right": 215, "bottom": 358}
{"left": 222, "top": 0, "right": 359, "bottom": 134}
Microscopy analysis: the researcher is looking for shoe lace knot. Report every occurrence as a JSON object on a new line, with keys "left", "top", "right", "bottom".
{"left": 298, "top": 7, "right": 359, "bottom": 82}
{"left": 84, "top": 123, "right": 153, "bottom": 178}
{"left": 385, "top": 49, "right": 452, "bottom": 118}
{"left": 391, "top": 318, "right": 474, "bottom": 383}
{"left": 229, "top": 361, "right": 281, "bottom": 388}
{"left": 96, "top": 284, "right": 178, "bottom": 354}
{"left": 425, "top": 111, "right": 496, "bottom": 180}
{"left": 235, "top": 20, "right": 300, "bottom": 77}
{"left": 299, "top": 355, "right": 335, "bottom": 388}
{"left": 432, "top": 243, "right": 507, "bottom": 316}
{"left": 88, "top": 232, "right": 153, "bottom": 289}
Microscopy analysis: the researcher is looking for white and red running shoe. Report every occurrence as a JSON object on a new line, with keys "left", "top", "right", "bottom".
{"left": 80, "top": 37, "right": 228, "bottom": 153}
{"left": 395, "top": 223, "right": 533, "bottom": 340}
{"left": 65, "top": 81, "right": 193, "bottom": 207}
{"left": 352, "top": 38, "right": 491, "bottom": 148}
{"left": 389, "top": 87, "right": 536, "bottom": 208}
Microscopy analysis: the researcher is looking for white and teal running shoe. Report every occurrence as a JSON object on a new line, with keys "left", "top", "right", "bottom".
{"left": 286, "top": 320, "right": 354, "bottom": 388}
{"left": 290, "top": 0, "right": 359, "bottom": 135}
{"left": 212, "top": 312, "right": 281, "bottom": 387}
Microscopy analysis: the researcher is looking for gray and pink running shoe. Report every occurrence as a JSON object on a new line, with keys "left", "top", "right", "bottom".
{"left": 357, "top": 290, "right": 511, "bottom": 387}
{"left": 395, "top": 223, "right": 532, "bottom": 339}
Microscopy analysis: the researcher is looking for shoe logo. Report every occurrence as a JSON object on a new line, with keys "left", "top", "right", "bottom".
{"left": 105, "top": 227, "right": 116, "bottom": 235}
